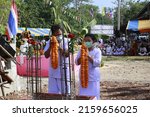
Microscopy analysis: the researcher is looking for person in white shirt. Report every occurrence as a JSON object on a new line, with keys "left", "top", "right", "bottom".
{"left": 106, "top": 44, "right": 112, "bottom": 56}
{"left": 44, "top": 24, "right": 70, "bottom": 94}
{"left": 75, "top": 34, "right": 102, "bottom": 100}
{"left": 138, "top": 44, "right": 147, "bottom": 56}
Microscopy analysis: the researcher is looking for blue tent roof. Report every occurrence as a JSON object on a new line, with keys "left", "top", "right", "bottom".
{"left": 126, "top": 20, "right": 138, "bottom": 31}
{"left": 17, "top": 28, "right": 50, "bottom": 36}
{"left": 126, "top": 20, "right": 150, "bottom": 32}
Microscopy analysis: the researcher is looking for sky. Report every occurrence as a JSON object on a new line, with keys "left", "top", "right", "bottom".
{"left": 92, "top": 0, "right": 115, "bottom": 9}
{"left": 92, "top": 0, "right": 147, "bottom": 9}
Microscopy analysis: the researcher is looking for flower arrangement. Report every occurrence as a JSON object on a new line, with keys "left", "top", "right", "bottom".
{"left": 68, "top": 33, "right": 75, "bottom": 39}
{"left": 16, "top": 31, "right": 46, "bottom": 57}
{"left": 50, "top": 36, "right": 59, "bottom": 69}
{"left": 80, "top": 43, "right": 88, "bottom": 88}
{"left": 27, "top": 38, "right": 45, "bottom": 56}
{"left": 68, "top": 33, "right": 76, "bottom": 54}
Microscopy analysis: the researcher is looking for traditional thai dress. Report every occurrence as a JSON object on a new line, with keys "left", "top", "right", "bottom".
{"left": 44, "top": 37, "right": 70, "bottom": 94}
{"left": 75, "top": 47, "right": 102, "bottom": 99}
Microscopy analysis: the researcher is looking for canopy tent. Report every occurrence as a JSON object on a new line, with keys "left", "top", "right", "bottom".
{"left": 17, "top": 28, "right": 50, "bottom": 36}
{"left": 17, "top": 27, "right": 25, "bottom": 33}
{"left": 126, "top": 20, "right": 150, "bottom": 32}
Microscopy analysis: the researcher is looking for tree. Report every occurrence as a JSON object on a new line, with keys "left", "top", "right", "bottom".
{"left": 0, "top": 0, "right": 113, "bottom": 36}
{"left": 0, "top": 0, "right": 10, "bottom": 33}
{"left": 17, "top": 0, "right": 53, "bottom": 28}
{"left": 113, "top": 0, "right": 149, "bottom": 34}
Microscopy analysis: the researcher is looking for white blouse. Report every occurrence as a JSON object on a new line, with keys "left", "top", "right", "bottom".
{"left": 44, "top": 37, "right": 69, "bottom": 79}
{"left": 75, "top": 47, "right": 102, "bottom": 81}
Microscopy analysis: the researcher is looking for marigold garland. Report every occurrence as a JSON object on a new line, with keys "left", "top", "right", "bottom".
{"left": 50, "top": 36, "right": 59, "bottom": 69}
{"left": 80, "top": 43, "right": 89, "bottom": 88}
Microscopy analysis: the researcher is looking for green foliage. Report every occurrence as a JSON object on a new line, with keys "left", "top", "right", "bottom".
{"left": 0, "top": 0, "right": 148, "bottom": 38}
{"left": 0, "top": 0, "right": 111, "bottom": 36}
{"left": 18, "top": 0, "right": 53, "bottom": 28}
{"left": 113, "top": 0, "right": 149, "bottom": 29}
{"left": 101, "top": 34, "right": 109, "bottom": 40}
{"left": 102, "top": 56, "right": 150, "bottom": 61}
{"left": 0, "top": 0, "right": 10, "bottom": 33}
{"left": 96, "top": 12, "right": 113, "bottom": 25}
{"left": 94, "top": 34, "right": 109, "bottom": 41}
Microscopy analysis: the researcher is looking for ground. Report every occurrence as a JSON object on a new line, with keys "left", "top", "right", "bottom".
{"left": 100, "top": 56, "right": 150, "bottom": 100}
{"left": 1, "top": 56, "right": 150, "bottom": 100}
{"left": 101, "top": 81, "right": 150, "bottom": 100}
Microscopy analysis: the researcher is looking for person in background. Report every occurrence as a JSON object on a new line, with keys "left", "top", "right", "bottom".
{"left": 75, "top": 34, "right": 102, "bottom": 100}
{"left": 98, "top": 38, "right": 103, "bottom": 48}
{"left": 106, "top": 44, "right": 112, "bottom": 56}
{"left": 44, "top": 24, "right": 70, "bottom": 94}
{"left": 130, "top": 40, "right": 138, "bottom": 56}
{"left": 120, "top": 45, "right": 125, "bottom": 55}
{"left": 138, "top": 44, "right": 147, "bottom": 56}
{"left": 147, "top": 43, "right": 150, "bottom": 56}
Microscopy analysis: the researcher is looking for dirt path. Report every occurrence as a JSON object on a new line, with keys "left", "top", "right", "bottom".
{"left": 100, "top": 60, "right": 150, "bottom": 100}
{"left": 101, "top": 60, "right": 150, "bottom": 83}
{"left": 1, "top": 59, "right": 150, "bottom": 100}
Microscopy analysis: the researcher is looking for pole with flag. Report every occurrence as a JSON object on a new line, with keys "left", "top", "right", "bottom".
{"left": 101, "top": 7, "right": 106, "bottom": 25}
{"left": 89, "top": 8, "right": 94, "bottom": 18}
{"left": 5, "top": 0, "right": 18, "bottom": 42}
{"left": 101, "top": 7, "right": 106, "bottom": 17}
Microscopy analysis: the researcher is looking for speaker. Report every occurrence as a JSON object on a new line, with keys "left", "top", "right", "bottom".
{"left": 0, "top": 36, "right": 16, "bottom": 59}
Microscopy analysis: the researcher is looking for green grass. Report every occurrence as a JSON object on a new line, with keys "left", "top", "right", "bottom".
{"left": 102, "top": 56, "right": 150, "bottom": 61}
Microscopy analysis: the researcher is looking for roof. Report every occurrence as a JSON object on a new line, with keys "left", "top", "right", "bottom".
{"left": 126, "top": 20, "right": 150, "bottom": 32}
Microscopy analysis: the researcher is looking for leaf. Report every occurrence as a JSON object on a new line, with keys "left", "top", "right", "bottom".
{"left": 62, "top": 21, "right": 71, "bottom": 33}
{"left": 51, "top": 7, "right": 57, "bottom": 19}
{"left": 85, "top": 19, "right": 97, "bottom": 28}
{"left": 81, "top": 28, "right": 88, "bottom": 35}
{"left": 54, "top": 15, "right": 61, "bottom": 24}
